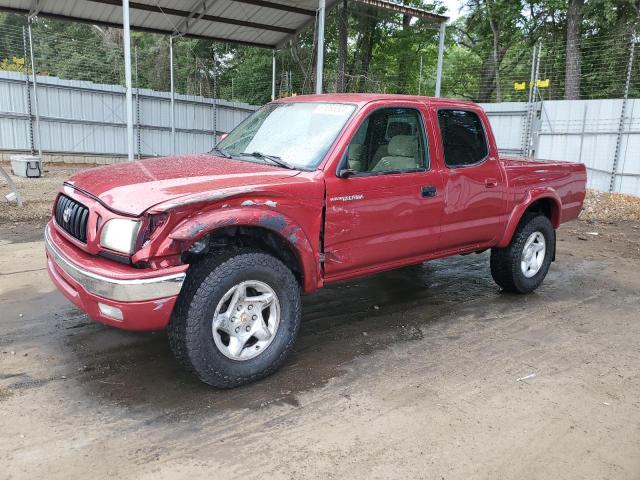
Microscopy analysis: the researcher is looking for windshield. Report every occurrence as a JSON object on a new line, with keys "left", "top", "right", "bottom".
{"left": 216, "top": 102, "right": 356, "bottom": 169}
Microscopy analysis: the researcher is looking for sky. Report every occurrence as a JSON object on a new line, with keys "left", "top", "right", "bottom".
{"left": 442, "top": 0, "right": 464, "bottom": 21}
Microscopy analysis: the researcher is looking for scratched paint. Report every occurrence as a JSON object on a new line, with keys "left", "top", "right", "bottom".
{"left": 186, "top": 222, "right": 206, "bottom": 239}
{"left": 156, "top": 187, "right": 259, "bottom": 212}
{"left": 258, "top": 214, "right": 288, "bottom": 232}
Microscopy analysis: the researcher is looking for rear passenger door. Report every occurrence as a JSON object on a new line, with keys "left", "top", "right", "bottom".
{"left": 323, "top": 104, "right": 444, "bottom": 279}
{"left": 435, "top": 108, "right": 506, "bottom": 249}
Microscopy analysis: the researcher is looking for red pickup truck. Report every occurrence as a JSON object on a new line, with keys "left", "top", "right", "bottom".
{"left": 46, "top": 94, "right": 586, "bottom": 387}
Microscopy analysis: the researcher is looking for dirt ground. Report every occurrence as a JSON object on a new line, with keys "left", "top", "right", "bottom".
{"left": 2, "top": 163, "right": 640, "bottom": 478}
{"left": 1, "top": 215, "right": 639, "bottom": 479}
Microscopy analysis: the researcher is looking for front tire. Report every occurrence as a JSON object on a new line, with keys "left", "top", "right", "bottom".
{"left": 490, "top": 214, "right": 555, "bottom": 294}
{"left": 168, "top": 249, "right": 301, "bottom": 388}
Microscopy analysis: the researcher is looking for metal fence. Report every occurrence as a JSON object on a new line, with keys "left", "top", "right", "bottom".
{"left": 0, "top": 70, "right": 257, "bottom": 161}
{"left": 482, "top": 98, "right": 640, "bottom": 196}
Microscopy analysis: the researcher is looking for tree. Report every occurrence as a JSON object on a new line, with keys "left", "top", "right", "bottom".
{"left": 460, "top": 0, "right": 525, "bottom": 102}
{"left": 396, "top": 6, "right": 413, "bottom": 93}
{"left": 564, "top": 0, "right": 583, "bottom": 99}
{"left": 2, "top": 1, "right": 638, "bottom": 104}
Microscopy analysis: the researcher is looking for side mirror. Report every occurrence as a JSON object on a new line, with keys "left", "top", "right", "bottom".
{"left": 338, "top": 168, "right": 356, "bottom": 178}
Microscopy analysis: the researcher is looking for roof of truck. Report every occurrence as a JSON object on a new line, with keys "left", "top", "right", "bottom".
{"left": 276, "top": 93, "right": 479, "bottom": 108}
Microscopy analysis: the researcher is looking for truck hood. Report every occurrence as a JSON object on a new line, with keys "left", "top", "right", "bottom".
{"left": 66, "top": 154, "right": 300, "bottom": 216}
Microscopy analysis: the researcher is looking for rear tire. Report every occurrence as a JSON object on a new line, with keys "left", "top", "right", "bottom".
{"left": 490, "top": 214, "right": 555, "bottom": 294}
{"left": 168, "top": 249, "right": 301, "bottom": 388}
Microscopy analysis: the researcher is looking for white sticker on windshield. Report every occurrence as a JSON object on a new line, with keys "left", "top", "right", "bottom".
{"left": 313, "top": 104, "right": 353, "bottom": 115}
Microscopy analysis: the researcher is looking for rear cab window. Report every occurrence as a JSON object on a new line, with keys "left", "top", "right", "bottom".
{"left": 437, "top": 109, "right": 489, "bottom": 168}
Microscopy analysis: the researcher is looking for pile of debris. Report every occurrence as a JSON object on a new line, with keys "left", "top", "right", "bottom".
{"left": 579, "top": 190, "right": 640, "bottom": 222}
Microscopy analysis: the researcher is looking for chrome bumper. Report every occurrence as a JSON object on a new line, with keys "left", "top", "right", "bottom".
{"left": 45, "top": 227, "right": 185, "bottom": 302}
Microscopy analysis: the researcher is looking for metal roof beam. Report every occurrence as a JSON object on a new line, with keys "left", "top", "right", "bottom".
{"left": 27, "top": 0, "right": 41, "bottom": 20}
{"left": 85, "top": 0, "right": 297, "bottom": 34}
{"left": 230, "top": 0, "right": 316, "bottom": 16}
{"left": 0, "top": 5, "right": 276, "bottom": 48}
{"left": 352, "top": 0, "right": 448, "bottom": 23}
{"left": 172, "top": 0, "right": 209, "bottom": 36}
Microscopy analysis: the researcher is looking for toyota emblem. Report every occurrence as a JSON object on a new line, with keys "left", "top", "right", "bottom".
{"left": 63, "top": 206, "right": 72, "bottom": 223}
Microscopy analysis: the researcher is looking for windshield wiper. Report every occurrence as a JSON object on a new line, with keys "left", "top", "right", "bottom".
{"left": 239, "top": 151, "right": 296, "bottom": 170}
{"left": 209, "top": 146, "right": 231, "bottom": 158}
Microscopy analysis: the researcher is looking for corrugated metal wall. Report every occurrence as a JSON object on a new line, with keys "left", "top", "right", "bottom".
{"left": 482, "top": 99, "right": 640, "bottom": 196}
{"left": 479, "top": 102, "right": 529, "bottom": 156}
{"left": 2, "top": 73, "right": 638, "bottom": 195}
{"left": 0, "top": 71, "right": 257, "bottom": 158}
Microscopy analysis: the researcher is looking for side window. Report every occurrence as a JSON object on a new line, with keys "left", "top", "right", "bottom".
{"left": 345, "top": 107, "right": 428, "bottom": 174}
{"left": 437, "top": 109, "right": 488, "bottom": 167}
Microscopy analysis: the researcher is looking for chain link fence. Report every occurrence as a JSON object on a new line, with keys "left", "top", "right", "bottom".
{"left": 1, "top": 13, "right": 638, "bottom": 105}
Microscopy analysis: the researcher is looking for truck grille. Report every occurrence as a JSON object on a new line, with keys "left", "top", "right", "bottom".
{"left": 54, "top": 195, "right": 89, "bottom": 243}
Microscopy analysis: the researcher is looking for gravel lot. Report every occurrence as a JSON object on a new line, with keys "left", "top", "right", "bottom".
{"left": 0, "top": 163, "right": 94, "bottom": 222}
{"left": 1, "top": 163, "right": 640, "bottom": 479}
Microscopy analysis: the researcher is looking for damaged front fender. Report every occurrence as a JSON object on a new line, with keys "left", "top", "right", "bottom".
{"left": 169, "top": 207, "right": 320, "bottom": 292}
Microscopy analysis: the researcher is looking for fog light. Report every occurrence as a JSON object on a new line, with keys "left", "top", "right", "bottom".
{"left": 98, "top": 303, "right": 123, "bottom": 321}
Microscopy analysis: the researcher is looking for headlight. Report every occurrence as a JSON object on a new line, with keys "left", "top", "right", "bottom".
{"left": 100, "top": 219, "right": 141, "bottom": 254}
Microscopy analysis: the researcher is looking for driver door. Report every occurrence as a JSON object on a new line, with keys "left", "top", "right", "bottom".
{"left": 323, "top": 103, "right": 444, "bottom": 280}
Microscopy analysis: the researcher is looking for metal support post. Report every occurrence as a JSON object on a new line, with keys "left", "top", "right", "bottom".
{"left": 527, "top": 43, "right": 537, "bottom": 104}
{"left": 134, "top": 45, "right": 141, "bottom": 159}
{"left": 212, "top": 64, "right": 218, "bottom": 147}
{"left": 530, "top": 41, "right": 542, "bottom": 158}
{"left": 522, "top": 42, "right": 537, "bottom": 155}
{"left": 315, "top": 0, "right": 326, "bottom": 95}
{"left": 523, "top": 41, "right": 541, "bottom": 157}
{"left": 22, "top": 26, "right": 34, "bottom": 155}
{"left": 435, "top": 22, "right": 446, "bottom": 97}
{"left": 272, "top": 50, "right": 276, "bottom": 101}
{"left": 609, "top": 33, "right": 636, "bottom": 193}
{"left": 170, "top": 35, "right": 176, "bottom": 154}
{"left": 577, "top": 103, "right": 588, "bottom": 164}
{"left": 27, "top": 21, "right": 41, "bottom": 159}
{"left": 122, "top": 0, "right": 135, "bottom": 161}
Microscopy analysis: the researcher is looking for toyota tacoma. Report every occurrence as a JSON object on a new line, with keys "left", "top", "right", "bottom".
{"left": 45, "top": 94, "right": 587, "bottom": 387}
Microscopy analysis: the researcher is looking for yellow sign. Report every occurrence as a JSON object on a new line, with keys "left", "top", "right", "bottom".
{"left": 514, "top": 79, "right": 550, "bottom": 90}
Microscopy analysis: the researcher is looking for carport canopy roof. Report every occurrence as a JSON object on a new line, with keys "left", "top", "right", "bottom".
{"left": 0, "top": 0, "right": 448, "bottom": 49}
{"left": 0, "top": 0, "right": 340, "bottom": 48}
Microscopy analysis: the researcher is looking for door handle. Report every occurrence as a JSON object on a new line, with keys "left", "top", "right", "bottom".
{"left": 485, "top": 178, "right": 498, "bottom": 188}
{"left": 421, "top": 186, "right": 437, "bottom": 197}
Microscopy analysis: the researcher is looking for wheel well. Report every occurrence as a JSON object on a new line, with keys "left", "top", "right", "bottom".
{"left": 183, "top": 226, "right": 304, "bottom": 285}
{"left": 524, "top": 198, "right": 560, "bottom": 228}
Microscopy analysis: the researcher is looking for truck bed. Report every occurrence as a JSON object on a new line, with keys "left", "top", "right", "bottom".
{"left": 501, "top": 156, "right": 587, "bottom": 224}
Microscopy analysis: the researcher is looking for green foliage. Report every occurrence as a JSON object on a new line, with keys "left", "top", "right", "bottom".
{"left": 1, "top": 0, "right": 638, "bottom": 105}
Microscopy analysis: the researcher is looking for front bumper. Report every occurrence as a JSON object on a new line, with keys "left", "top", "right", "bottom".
{"left": 45, "top": 223, "right": 187, "bottom": 331}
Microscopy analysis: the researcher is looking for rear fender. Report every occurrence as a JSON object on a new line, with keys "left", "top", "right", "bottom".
{"left": 497, "top": 188, "right": 561, "bottom": 248}
{"left": 168, "top": 207, "right": 319, "bottom": 292}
